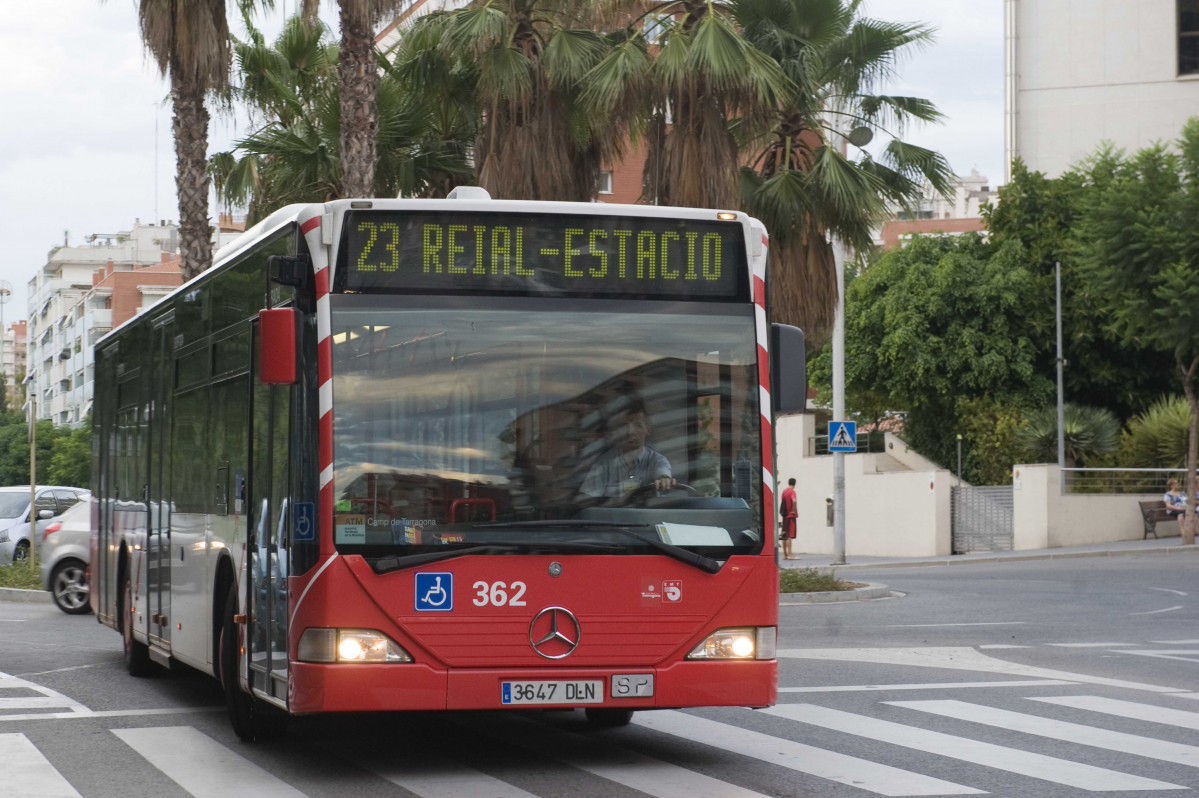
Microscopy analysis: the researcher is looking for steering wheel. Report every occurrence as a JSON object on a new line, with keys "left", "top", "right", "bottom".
{"left": 624, "top": 482, "right": 699, "bottom": 505}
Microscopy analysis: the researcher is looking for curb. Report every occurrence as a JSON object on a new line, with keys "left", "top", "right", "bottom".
{"left": 780, "top": 582, "right": 890, "bottom": 605}
{"left": 796, "top": 542, "right": 1199, "bottom": 571}
{"left": 0, "top": 587, "right": 50, "bottom": 604}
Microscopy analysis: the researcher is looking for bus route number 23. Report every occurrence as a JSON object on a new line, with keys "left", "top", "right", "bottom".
{"left": 472, "top": 581, "right": 527, "bottom": 607}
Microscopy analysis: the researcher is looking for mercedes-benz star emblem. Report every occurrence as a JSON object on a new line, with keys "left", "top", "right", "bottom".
{"left": 529, "top": 606, "right": 580, "bottom": 659}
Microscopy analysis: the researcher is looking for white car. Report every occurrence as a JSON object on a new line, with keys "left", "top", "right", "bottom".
{"left": 0, "top": 486, "right": 90, "bottom": 567}
{"left": 39, "top": 499, "right": 93, "bottom": 614}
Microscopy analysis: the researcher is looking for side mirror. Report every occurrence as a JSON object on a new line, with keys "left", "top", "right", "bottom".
{"left": 770, "top": 323, "right": 807, "bottom": 415}
{"left": 38, "top": 509, "right": 55, "bottom": 520}
{"left": 259, "top": 308, "right": 300, "bottom": 385}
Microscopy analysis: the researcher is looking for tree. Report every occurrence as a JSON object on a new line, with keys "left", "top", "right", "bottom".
{"left": 135, "top": 0, "right": 233, "bottom": 281}
{"left": 338, "top": 0, "right": 413, "bottom": 196}
{"left": 983, "top": 158, "right": 1175, "bottom": 422}
{"left": 211, "top": 15, "right": 471, "bottom": 222}
{"left": 735, "top": 0, "right": 953, "bottom": 339}
{"left": 1119, "top": 395, "right": 1190, "bottom": 469}
{"left": 1075, "top": 119, "right": 1199, "bottom": 544}
{"left": 397, "top": 1, "right": 634, "bottom": 201}
{"left": 47, "top": 421, "right": 92, "bottom": 490}
{"left": 1014, "top": 403, "right": 1121, "bottom": 468}
{"left": 811, "top": 234, "right": 1053, "bottom": 478}
{"left": 588, "top": 0, "right": 789, "bottom": 210}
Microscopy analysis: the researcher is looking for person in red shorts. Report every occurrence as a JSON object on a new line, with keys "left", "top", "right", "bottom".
{"left": 779, "top": 477, "right": 798, "bottom": 560}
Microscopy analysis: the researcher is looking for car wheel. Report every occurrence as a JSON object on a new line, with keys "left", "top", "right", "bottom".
{"left": 122, "top": 569, "right": 153, "bottom": 677}
{"left": 12, "top": 541, "right": 29, "bottom": 565}
{"left": 50, "top": 559, "right": 91, "bottom": 615}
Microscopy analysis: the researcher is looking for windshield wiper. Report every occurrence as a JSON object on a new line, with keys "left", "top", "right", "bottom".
{"left": 370, "top": 541, "right": 623, "bottom": 574}
{"left": 471, "top": 520, "right": 725, "bottom": 574}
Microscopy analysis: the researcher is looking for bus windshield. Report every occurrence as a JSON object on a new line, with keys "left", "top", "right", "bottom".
{"left": 330, "top": 296, "right": 763, "bottom": 562}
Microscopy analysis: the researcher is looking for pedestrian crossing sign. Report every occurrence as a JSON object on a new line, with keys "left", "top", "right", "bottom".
{"left": 829, "top": 421, "right": 857, "bottom": 452}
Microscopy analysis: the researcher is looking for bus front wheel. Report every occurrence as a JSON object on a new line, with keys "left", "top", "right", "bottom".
{"left": 219, "top": 584, "right": 287, "bottom": 741}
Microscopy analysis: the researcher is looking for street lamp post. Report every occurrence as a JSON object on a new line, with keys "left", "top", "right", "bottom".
{"left": 956, "top": 433, "right": 963, "bottom": 487}
{"left": 25, "top": 372, "right": 36, "bottom": 571}
{"left": 831, "top": 242, "right": 848, "bottom": 565}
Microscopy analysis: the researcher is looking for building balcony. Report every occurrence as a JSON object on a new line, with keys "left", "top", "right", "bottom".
{"left": 85, "top": 308, "right": 112, "bottom": 332}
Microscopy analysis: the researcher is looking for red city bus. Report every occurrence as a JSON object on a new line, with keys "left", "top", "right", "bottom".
{"left": 91, "top": 190, "right": 806, "bottom": 739}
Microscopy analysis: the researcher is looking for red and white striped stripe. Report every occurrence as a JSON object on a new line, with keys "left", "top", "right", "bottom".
{"left": 754, "top": 231, "right": 774, "bottom": 542}
{"left": 299, "top": 211, "right": 334, "bottom": 554}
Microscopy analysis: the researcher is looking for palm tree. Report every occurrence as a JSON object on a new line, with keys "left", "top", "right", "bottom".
{"left": 588, "top": 0, "right": 789, "bottom": 210}
{"left": 1015, "top": 403, "right": 1122, "bottom": 468}
{"left": 338, "top": 0, "right": 413, "bottom": 197}
{"left": 135, "top": 0, "right": 233, "bottom": 281}
{"left": 211, "top": 15, "right": 472, "bottom": 222}
{"left": 735, "top": 0, "right": 954, "bottom": 338}
{"left": 394, "top": 1, "right": 636, "bottom": 201}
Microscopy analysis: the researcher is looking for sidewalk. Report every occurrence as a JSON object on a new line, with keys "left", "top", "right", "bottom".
{"left": 787, "top": 536, "right": 1199, "bottom": 572}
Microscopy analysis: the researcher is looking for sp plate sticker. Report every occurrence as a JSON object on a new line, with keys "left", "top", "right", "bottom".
{"left": 415, "top": 572, "right": 453, "bottom": 612}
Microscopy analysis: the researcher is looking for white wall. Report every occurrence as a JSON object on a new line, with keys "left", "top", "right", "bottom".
{"left": 1009, "top": 0, "right": 1199, "bottom": 177}
{"left": 1012, "top": 464, "right": 1174, "bottom": 547}
{"left": 777, "top": 414, "right": 953, "bottom": 557}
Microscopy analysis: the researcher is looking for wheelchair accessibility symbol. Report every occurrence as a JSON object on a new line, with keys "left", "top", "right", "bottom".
{"left": 414, "top": 572, "right": 454, "bottom": 612}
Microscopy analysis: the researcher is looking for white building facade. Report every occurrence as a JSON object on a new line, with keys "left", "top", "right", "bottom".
{"left": 1, "top": 321, "right": 26, "bottom": 406}
{"left": 1006, "top": 0, "right": 1199, "bottom": 179}
{"left": 26, "top": 222, "right": 179, "bottom": 427}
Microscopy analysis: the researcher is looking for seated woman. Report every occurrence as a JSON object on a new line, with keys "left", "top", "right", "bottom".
{"left": 1164, "top": 478, "right": 1189, "bottom": 536}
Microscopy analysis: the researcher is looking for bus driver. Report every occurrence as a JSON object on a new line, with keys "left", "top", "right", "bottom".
{"left": 579, "top": 399, "right": 674, "bottom": 503}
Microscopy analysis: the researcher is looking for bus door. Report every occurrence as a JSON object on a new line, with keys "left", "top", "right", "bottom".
{"left": 147, "top": 313, "right": 174, "bottom": 647}
{"left": 248, "top": 323, "right": 292, "bottom": 706}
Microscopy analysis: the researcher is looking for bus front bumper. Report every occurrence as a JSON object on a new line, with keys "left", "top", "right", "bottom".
{"left": 289, "top": 660, "right": 777, "bottom": 714}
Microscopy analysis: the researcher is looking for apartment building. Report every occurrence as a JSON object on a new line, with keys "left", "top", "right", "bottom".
{"left": 1, "top": 321, "right": 27, "bottom": 407}
{"left": 876, "top": 170, "right": 996, "bottom": 250}
{"left": 26, "top": 221, "right": 182, "bottom": 427}
{"left": 1006, "top": 0, "right": 1199, "bottom": 179}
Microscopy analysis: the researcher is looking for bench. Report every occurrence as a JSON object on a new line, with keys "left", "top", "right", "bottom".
{"left": 1138, "top": 500, "right": 1176, "bottom": 539}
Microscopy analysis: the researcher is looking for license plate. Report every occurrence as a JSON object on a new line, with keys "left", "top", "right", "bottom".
{"left": 501, "top": 680, "right": 603, "bottom": 705}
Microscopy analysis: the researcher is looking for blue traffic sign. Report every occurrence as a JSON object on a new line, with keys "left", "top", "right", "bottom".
{"left": 829, "top": 421, "right": 857, "bottom": 452}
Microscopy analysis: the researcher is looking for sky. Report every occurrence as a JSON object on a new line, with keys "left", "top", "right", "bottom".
{"left": 0, "top": 0, "right": 1005, "bottom": 321}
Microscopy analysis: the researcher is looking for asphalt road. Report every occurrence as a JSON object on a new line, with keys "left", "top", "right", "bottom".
{"left": 2, "top": 552, "right": 1197, "bottom": 798}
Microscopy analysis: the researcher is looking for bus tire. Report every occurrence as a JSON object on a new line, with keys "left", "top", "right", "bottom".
{"left": 584, "top": 708, "right": 634, "bottom": 728}
{"left": 121, "top": 569, "right": 153, "bottom": 677}
{"left": 220, "top": 584, "right": 287, "bottom": 741}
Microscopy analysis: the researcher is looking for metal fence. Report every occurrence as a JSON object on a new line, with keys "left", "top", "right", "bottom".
{"left": 1061, "top": 468, "right": 1190, "bottom": 495}
{"left": 951, "top": 485, "right": 1014, "bottom": 553}
{"left": 806, "top": 432, "right": 875, "bottom": 456}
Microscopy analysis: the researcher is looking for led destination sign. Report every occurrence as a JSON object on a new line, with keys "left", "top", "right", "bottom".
{"left": 337, "top": 210, "right": 748, "bottom": 300}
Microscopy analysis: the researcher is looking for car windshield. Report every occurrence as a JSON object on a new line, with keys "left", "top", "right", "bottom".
{"left": 330, "top": 297, "right": 762, "bottom": 562}
{"left": 0, "top": 492, "right": 29, "bottom": 519}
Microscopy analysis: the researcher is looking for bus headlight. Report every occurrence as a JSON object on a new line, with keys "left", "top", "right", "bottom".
{"left": 686, "top": 627, "right": 776, "bottom": 660}
{"left": 297, "top": 628, "right": 413, "bottom": 663}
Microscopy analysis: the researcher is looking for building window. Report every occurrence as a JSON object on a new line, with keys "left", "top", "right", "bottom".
{"left": 598, "top": 171, "right": 613, "bottom": 194}
{"left": 644, "top": 14, "right": 670, "bottom": 44}
{"left": 1181, "top": 0, "right": 1199, "bottom": 74}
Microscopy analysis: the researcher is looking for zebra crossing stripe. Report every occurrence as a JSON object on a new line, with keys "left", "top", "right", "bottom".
{"left": 890, "top": 699, "right": 1199, "bottom": 770}
{"left": 0, "top": 733, "right": 83, "bottom": 798}
{"left": 0, "top": 671, "right": 90, "bottom": 715}
{"left": 767, "top": 704, "right": 1183, "bottom": 792}
{"left": 462, "top": 712, "right": 773, "bottom": 798}
{"left": 330, "top": 748, "right": 540, "bottom": 798}
{"left": 1032, "top": 695, "right": 1199, "bottom": 730}
{"left": 635, "top": 710, "right": 983, "bottom": 796}
{"left": 113, "top": 726, "right": 307, "bottom": 798}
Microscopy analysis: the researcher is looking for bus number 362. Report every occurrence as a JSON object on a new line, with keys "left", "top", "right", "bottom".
{"left": 472, "top": 581, "right": 527, "bottom": 607}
